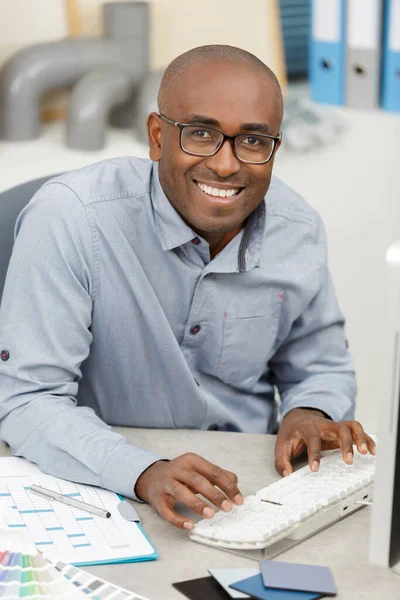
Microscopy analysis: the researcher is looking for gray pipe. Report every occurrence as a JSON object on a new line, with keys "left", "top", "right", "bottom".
{"left": 67, "top": 67, "right": 133, "bottom": 150}
{"left": 132, "top": 69, "right": 165, "bottom": 144}
{"left": 0, "top": 2, "right": 148, "bottom": 143}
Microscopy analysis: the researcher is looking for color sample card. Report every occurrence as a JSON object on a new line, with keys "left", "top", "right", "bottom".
{"left": 173, "top": 576, "right": 229, "bottom": 600}
{"left": 260, "top": 560, "right": 336, "bottom": 596}
{"left": 53, "top": 559, "right": 151, "bottom": 599}
{"left": 208, "top": 568, "right": 259, "bottom": 598}
{"left": 230, "top": 574, "right": 323, "bottom": 600}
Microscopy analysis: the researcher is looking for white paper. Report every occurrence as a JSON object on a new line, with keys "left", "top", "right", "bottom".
{"left": 208, "top": 568, "right": 259, "bottom": 599}
{"left": 313, "top": 0, "right": 341, "bottom": 42}
{"left": 390, "top": 0, "right": 400, "bottom": 51}
{"left": 0, "top": 527, "right": 37, "bottom": 554}
{"left": 0, "top": 457, "right": 154, "bottom": 565}
{"left": 0, "top": 456, "right": 41, "bottom": 477}
{"left": 347, "top": 0, "right": 382, "bottom": 49}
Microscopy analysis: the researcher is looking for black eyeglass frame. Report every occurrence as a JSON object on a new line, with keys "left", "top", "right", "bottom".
{"left": 158, "top": 113, "right": 282, "bottom": 165}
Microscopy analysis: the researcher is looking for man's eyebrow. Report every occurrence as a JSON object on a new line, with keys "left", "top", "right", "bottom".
{"left": 184, "top": 114, "right": 271, "bottom": 134}
{"left": 239, "top": 122, "right": 271, "bottom": 134}
{"left": 184, "top": 114, "right": 220, "bottom": 126}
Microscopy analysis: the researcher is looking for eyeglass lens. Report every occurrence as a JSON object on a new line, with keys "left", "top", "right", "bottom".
{"left": 181, "top": 126, "right": 274, "bottom": 163}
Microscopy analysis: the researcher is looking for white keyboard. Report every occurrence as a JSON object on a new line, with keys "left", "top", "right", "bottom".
{"left": 190, "top": 448, "right": 375, "bottom": 553}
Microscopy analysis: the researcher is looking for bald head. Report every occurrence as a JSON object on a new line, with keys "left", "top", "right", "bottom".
{"left": 157, "top": 44, "right": 284, "bottom": 125}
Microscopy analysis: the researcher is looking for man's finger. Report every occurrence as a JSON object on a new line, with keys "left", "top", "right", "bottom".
{"left": 303, "top": 426, "right": 322, "bottom": 472}
{"left": 224, "top": 469, "right": 239, "bottom": 484}
{"left": 365, "top": 434, "right": 376, "bottom": 454}
{"left": 165, "top": 465, "right": 234, "bottom": 512}
{"left": 157, "top": 493, "right": 194, "bottom": 530}
{"left": 343, "top": 421, "right": 376, "bottom": 456}
{"left": 181, "top": 468, "right": 236, "bottom": 511}
{"left": 274, "top": 436, "right": 295, "bottom": 476}
{"left": 184, "top": 455, "right": 243, "bottom": 505}
{"left": 165, "top": 477, "right": 217, "bottom": 518}
{"left": 335, "top": 422, "right": 355, "bottom": 464}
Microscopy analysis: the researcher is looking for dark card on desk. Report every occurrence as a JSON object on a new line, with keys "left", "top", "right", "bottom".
{"left": 260, "top": 560, "right": 336, "bottom": 596}
{"left": 173, "top": 576, "right": 228, "bottom": 600}
{"left": 230, "top": 574, "right": 323, "bottom": 600}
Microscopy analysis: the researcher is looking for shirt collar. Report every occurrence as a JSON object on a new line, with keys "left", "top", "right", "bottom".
{"left": 150, "top": 161, "right": 266, "bottom": 272}
{"left": 150, "top": 161, "right": 196, "bottom": 251}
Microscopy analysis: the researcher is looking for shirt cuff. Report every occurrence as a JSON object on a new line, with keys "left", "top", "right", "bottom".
{"left": 285, "top": 406, "right": 333, "bottom": 420}
{"left": 100, "top": 441, "right": 166, "bottom": 501}
{"left": 280, "top": 398, "right": 352, "bottom": 423}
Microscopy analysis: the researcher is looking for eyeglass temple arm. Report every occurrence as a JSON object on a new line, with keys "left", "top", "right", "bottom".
{"left": 158, "top": 113, "right": 180, "bottom": 127}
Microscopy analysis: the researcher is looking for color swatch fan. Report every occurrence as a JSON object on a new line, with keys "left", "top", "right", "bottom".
{"left": 0, "top": 529, "right": 152, "bottom": 599}
{"left": 0, "top": 529, "right": 84, "bottom": 599}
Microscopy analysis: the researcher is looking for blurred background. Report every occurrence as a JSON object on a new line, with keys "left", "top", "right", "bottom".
{"left": 0, "top": 0, "right": 399, "bottom": 433}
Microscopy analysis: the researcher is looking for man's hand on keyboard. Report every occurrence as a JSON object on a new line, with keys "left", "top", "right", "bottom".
{"left": 275, "top": 408, "right": 376, "bottom": 477}
{"left": 134, "top": 453, "right": 244, "bottom": 530}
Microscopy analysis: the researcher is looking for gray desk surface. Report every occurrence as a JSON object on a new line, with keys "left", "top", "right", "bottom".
{"left": 1, "top": 428, "right": 398, "bottom": 599}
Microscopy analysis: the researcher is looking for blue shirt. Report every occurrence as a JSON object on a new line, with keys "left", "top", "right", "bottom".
{"left": 0, "top": 157, "right": 356, "bottom": 499}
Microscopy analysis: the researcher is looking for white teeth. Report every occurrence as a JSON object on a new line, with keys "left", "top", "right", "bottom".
{"left": 196, "top": 182, "right": 240, "bottom": 198}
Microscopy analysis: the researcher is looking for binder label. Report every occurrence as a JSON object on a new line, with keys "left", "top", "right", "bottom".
{"left": 390, "top": 0, "right": 400, "bottom": 50}
{"left": 348, "top": 0, "right": 382, "bottom": 49}
{"left": 313, "top": 0, "right": 341, "bottom": 42}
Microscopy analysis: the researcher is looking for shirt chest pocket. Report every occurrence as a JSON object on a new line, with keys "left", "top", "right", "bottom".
{"left": 217, "top": 290, "right": 284, "bottom": 388}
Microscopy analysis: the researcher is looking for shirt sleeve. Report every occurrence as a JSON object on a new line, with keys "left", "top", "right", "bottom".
{"left": 269, "top": 216, "right": 357, "bottom": 423}
{"left": 0, "top": 182, "right": 163, "bottom": 500}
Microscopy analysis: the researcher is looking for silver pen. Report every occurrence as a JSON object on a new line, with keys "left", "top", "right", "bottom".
{"left": 30, "top": 484, "right": 111, "bottom": 519}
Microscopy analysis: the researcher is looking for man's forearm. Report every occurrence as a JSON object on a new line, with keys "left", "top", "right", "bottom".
{"left": 0, "top": 397, "right": 163, "bottom": 499}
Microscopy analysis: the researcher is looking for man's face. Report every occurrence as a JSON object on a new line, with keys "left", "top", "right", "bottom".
{"left": 147, "top": 60, "right": 282, "bottom": 238}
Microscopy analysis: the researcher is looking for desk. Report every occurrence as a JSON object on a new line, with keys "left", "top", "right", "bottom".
{"left": 1, "top": 428, "right": 398, "bottom": 599}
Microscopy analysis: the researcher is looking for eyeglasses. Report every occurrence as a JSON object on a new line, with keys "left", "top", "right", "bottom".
{"left": 158, "top": 113, "right": 281, "bottom": 165}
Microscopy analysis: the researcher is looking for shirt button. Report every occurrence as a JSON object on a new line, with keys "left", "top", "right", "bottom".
{"left": 191, "top": 237, "right": 201, "bottom": 245}
{"left": 208, "top": 424, "right": 219, "bottom": 431}
{"left": 190, "top": 324, "right": 201, "bottom": 335}
{"left": 1, "top": 350, "right": 10, "bottom": 361}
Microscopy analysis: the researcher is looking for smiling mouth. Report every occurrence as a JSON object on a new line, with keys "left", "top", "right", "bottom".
{"left": 195, "top": 180, "right": 243, "bottom": 199}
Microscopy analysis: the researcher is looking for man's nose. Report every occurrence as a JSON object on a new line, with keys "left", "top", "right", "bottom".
{"left": 204, "top": 139, "right": 241, "bottom": 178}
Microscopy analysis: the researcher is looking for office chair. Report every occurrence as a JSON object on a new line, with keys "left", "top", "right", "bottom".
{"left": 0, "top": 174, "right": 60, "bottom": 303}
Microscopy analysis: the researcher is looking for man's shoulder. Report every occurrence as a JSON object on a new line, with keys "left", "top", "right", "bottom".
{"left": 266, "top": 175, "right": 320, "bottom": 233}
{"left": 43, "top": 156, "right": 153, "bottom": 207}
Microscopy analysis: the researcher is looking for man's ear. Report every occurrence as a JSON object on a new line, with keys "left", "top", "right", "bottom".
{"left": 146, "top": 112, "right": 162, "bottom": 161}
{"left": 275, "top": 133, "right": 283, "bottom": 154}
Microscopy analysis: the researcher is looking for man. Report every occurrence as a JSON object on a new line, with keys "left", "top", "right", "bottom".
{"left": 0, "top": 45, "right": 374, "bottom": 531}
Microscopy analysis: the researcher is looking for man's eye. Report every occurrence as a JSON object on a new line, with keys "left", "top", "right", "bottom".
{"left": 243, "top": 136, "right": 261, "bottom": 146}
{"left": 192, "top": 129, "right": 211, "bottom": 139}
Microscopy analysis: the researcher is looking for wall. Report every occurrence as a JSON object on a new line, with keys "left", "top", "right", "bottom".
{"left": 0, "top": 0, "right": 71, "bottom": 119}
{"left": 0, "top": 0, "right": 69, "bottom": 62}
{"left": 78, "top": 0, "right": 286, "bottom": 88}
